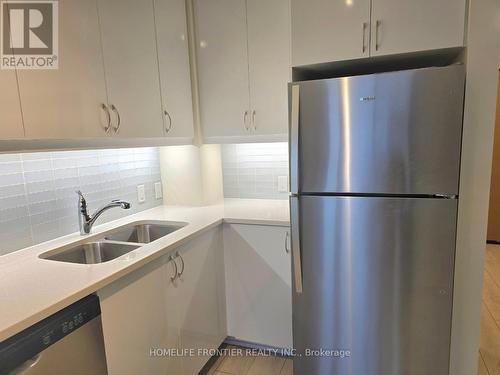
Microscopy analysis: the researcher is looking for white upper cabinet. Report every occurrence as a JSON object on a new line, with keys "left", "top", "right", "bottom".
{"left": 291, "top": 0, "right": 371, "bottom": 66}
{"left": 370, "top": 0, "right": 467, "bottom": 56}
{"left": 247, "top": 0, "right": 290, "bottom": 136}
{"left": 195, "top": 0, "right": 251, "bottom": 139}
{"left": 195, "top": 0, "right": 291, "bottom": 140}
{"left": 3, "top": 0, "right": 195, "bottom": 141}
{"left": 291, "top": 0, "right": 467, "bottom": 66}
{"left": 18, "top": 0, "right": 108, "bottom": 138}
{"left": 0, "top": 71, "right": 24, "bottom": 139}
{"left": 154, "top": 0, "right": 195, "bottom": 139}
{"left": 97, "top": 0, "right": 164, "bottom": 138}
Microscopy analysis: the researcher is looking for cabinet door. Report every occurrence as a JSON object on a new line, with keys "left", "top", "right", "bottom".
{"left": 291, "top": 0, "right": 371, "bottom": 66}
{"left": 18, "top": 0, "right": 108, "bottom": 139}
{"left": 0, "top": 70, "right": 24, "bottom": 139}
{"left": 195, "top": 0, "right": 251, "bottom": 140}
{"left": 154, "top": 0, "right": 195, "bottom": 139}
{"left": 247, "top": 0, "right": 290, "bottom": 136}
{"left": 98, "top": 257, "right": 181, "bottom": 375}
{"left": 176, "top": 227, "right": 226, "bottom": 374}
{"left": 371, "top": 0, "right": 466, "bottom": 56}
{"left": 223, "top": 224, "right": 293, "bottom": 348}
{"left": 98, "top": 0, "right": 164, "bottom": 137}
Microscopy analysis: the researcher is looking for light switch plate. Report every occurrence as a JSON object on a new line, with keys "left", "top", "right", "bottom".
{"left": 154, "top": 182, "right": 163, "bottom": 200}
{"left": 278, "top": 175, "right": 289, "bottom": 192}
{"left": 137, "top": 184, "right": 146, "bottom": 203}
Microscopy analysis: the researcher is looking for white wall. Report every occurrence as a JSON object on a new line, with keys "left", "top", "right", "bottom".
{"left": 450, "top": 0, "right": 500, "bottom": 374}
{"left": 159, "top": 144, "right": 223, "bottom": 206}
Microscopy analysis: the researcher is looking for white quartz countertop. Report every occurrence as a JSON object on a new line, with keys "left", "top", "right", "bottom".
{"left": 0, "top": 199, "right": 289, "bottom": 342}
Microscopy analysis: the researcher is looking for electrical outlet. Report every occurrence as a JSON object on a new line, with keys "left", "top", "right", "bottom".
{"left": 154, "top": 182, "right": 163, "bottom": 200}
{"left": 278, "top": 175, "right": 289, "bottom": 193}
{"left": 137, "top": 184, "right": 146, "bottom": 203}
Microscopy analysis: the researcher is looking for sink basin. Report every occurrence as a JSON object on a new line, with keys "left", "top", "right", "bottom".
{"left": 105, "top": 222, "right": 186, "bottom": 244}
{"left": 39, "top": 222, "right": 187, "bottom": 265}
{"left": 41, "top": 241, "right": 140, "bottom": 264}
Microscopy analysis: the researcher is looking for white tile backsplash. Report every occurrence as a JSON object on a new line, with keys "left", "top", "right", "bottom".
{"left": 221, "top": 143, "right": 289, "bottom": 200}
{"left": 0, "top": 147, "right": 163, "bottom": 256}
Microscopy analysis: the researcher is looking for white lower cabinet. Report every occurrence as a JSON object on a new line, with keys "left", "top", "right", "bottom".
{"left": 175, "top": 226, "right": 227, "bottom": 374}
{"left": 98, "top": 258, "right": 177, "bottom": 375}
{"left": 98, "top": 227, "right": 226, "bottom": 375}
{"left": 98, "top": 223, "right": 292, "bottom": 373}
{"left": 223, "top": 224, "right": 292, "bottom": 348}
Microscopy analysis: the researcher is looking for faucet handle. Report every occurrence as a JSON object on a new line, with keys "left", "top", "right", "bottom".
{"left": 76, "top": 190, "right": 87, "bottom": 204}
{"left": 76, "top": 190, "right": 91, "bottom": 223}
{"left": 76, "top": 190, "right": 88, "bottom": 211}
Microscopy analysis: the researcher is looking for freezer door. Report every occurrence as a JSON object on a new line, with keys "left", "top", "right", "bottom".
{"left": 292, "top": 196, "right": 457, "bottom": 375}
{"left": 293, "top": 65, "right": 465, "bottom": 195}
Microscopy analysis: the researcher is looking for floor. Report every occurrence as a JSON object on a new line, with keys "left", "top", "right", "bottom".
{"left": 479, "top": 244, "right": 500, "bottom": 375}
{"left": 206, "top": 345, "right": 293, "bottom": 375}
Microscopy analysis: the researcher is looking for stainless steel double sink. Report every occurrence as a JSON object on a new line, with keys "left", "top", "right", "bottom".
{"left": 39, "top": 222, "right": 187, "bottom": 265}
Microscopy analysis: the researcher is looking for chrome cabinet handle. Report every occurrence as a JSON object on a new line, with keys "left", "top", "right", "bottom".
{"left": 290, "top": 85, "right": 300, "bottom": 195}
{"left": 285, "top": 231, "right": 290, "bottom": 254}
{"left": 252, "top": 110, "right": 256, "bottom": 130}
{"left": 244, "top": 110, "right": 249, "bottom": 130}
{"left": 163, "top": 110, "right": 172, "bottom": 134}
{"left": 168, "top": 255, "right": 178, "bottom": 281}
{"left": 100, "top": 104, "right": 111, "bottom": 134}
{"left": 375, "top": 20, "right": 381, "bottom": 51}
{"left": 290, "top": 196, "right": 303, "bottom": 293}
{"left": 175, "top": 251, "right": 185, "bottom": 277}
{"left": 362, "top": 22, "right": 368, "bottom": 53}
{"left": 110, "top": 104, "right": 121, "bottom": 133}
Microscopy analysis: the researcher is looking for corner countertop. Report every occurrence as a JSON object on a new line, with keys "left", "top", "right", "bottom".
{"left": 0, "top": 199, "right": 289, "bottom": 343}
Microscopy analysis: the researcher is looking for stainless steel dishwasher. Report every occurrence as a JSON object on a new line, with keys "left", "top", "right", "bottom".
{"left": 0, "top": 294, "right": 108, "bottom": 375}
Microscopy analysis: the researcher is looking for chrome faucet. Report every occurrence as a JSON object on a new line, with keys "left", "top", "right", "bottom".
{"left": 77, "top": 191, "right": 131, "bottom": 235}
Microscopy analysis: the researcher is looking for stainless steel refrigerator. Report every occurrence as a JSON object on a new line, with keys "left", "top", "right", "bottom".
{"left": 289, "top": 65, "right": 465, "bottom": 375}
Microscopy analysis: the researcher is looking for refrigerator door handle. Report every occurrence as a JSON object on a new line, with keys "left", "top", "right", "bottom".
{"left": 290, "top": 195, "right": 303, "bottom": 294}
{"left": 290, "top": 85, "right": 300, "bottom": 195}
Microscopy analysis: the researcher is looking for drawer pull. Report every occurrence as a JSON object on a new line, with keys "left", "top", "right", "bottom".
{"left": 168, "top": 255, "right": 178, "bottom": 282}
{"left": 175, "top": 251, "right": 185, "bottom": 277}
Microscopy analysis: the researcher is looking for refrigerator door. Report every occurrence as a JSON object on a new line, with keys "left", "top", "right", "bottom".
{"left": 291, "top": 196, "right": 457, "bottom": 375}
{"left": 291, "top": 65, "right": 465, "bottom": 195}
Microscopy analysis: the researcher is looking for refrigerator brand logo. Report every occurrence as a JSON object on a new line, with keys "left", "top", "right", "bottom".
{"left": 0, "top": 0, "right": 58, "bottom": 69}
{"left": 360, "top": 96, "right": 376, "bottom": 102}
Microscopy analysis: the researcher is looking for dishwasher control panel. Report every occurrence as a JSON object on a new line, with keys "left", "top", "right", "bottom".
{"left": 0, "top": 294, "right": 101, "bottom": 374}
